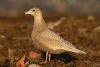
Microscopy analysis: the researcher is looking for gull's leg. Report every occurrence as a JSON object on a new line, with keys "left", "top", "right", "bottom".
{"left": 48, "top": 53, "right": 51, "bottom": 62}
{"left": 39, "top": 52, "right": 48, "bottom": 64}
{"left": 45, "top": 52, "right": 48, "bottom": 63}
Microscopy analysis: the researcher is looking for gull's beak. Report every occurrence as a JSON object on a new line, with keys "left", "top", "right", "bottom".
{"left": 25, "top": 10, "right": 31, "bottom": 14}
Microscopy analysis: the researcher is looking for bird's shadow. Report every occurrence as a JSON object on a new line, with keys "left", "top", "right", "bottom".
{"left": 42, "top": 52, "right": 77, "bottom": 63}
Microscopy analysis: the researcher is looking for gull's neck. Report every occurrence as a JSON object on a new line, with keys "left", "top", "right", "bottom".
{"left": 33, "top": 13, "right": 48, "bottom": 31}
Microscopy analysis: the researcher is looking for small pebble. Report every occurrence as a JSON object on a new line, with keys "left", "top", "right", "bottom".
{"left": 0, "top": 34, "right": 6, "bottom": 39}
{"left": 93, "top": 26, "right": 100, "bottom": 32}
{"left": 28, "top": 64, "right": 41, "bottom": 67}
{"left": 87, "top": 15, "right": 95, "bottom": 21}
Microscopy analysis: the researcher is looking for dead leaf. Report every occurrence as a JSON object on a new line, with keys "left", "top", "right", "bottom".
{"left": 29, "top": 51, "right": 39, "bottom": 59}
{"left": 8, "top": 48, "right": 14, "bottom": 66}
{"left": 16, "top": 55, "right": 25, "bottom": 67}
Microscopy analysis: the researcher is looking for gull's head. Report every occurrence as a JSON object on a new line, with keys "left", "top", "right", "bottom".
{"left": 25, "top": 8, "right": 41, "bottom": 16}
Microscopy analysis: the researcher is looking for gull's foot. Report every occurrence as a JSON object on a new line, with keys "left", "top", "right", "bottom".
{"left": 38, "top": 61, "right": 48, "bottom": 64}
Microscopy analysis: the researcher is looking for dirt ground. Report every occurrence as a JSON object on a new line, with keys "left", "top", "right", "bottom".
{"left": 0, "top": 16, "right": 100, "bottom": 67}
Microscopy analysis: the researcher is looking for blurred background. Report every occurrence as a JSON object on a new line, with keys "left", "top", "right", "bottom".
{"left": 0, "top": 0, "right": 100, "bottom": 18}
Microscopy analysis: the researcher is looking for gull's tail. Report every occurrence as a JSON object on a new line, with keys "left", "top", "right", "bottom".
{"left": 74, "top": 49, "right": 86, "bottom": 55}
{"left": 65, "top": 48, "right": 87, "bottom": 55}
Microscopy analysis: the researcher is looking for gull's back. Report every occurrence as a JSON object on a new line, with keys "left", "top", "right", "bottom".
{"left": 33, "top": 29, "right": 86, "bottom": 54}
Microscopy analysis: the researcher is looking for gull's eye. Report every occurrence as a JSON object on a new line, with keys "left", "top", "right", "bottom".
{"left": 33, "top": 10, "right": 35, "bottom": 11}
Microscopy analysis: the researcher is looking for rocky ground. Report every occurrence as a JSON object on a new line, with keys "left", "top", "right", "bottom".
{"left": 0, "top": 16, "right": 100, "bottom": 67}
